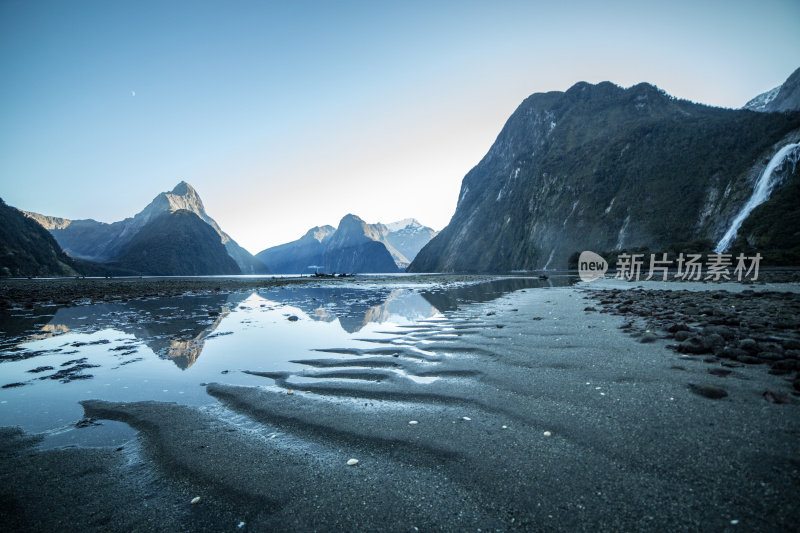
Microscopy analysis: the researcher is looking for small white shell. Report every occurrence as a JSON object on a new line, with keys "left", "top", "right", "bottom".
{"left": 286, "top": 389, "right": 294, "bottom": 395}
{"left": 408, "top": 420, "right": 418, "bottom": 425}
{"left": 347, "top": 458, "right": 359, "bottom": 466}
{"left": 462, "top": 416, "right": 471, "bottom": 421}
{"left": 501, "top": 425, "right": 508, "bottom": 429}
{"left": 543, "top": 431, "right": 552, "bottom": 437}
{"left": 190, "top": 496, "right": 201, "bottom": 504}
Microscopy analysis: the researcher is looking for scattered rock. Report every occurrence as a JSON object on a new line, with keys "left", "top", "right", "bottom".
{"left": 707, "top": 368, "right": 732, "bottom": 377}
{"left": 639, "top": 333, "right": 658, "bottom": 344}
{"left": 763, "top": 390, "right": 792, "bottom": 404}
{"left": 738, "top": 339, "right": 758, "bottom": 353}
{"left": 678, "top": 336, "right": 710, "bottom": 354}
{"left": 287, "top": 315, "right": 299, "bottom": 322}
{"left": 687, "top": 383, "right": 728, "bottom": 399}
{"left": 75, "top": 417, "right": 101, "bottom": 428}
{"left": 27, "top": 366, "right": 54, "bottom": 373}
{"left": 191, "top": 496, "right": 201, "bottom": 504}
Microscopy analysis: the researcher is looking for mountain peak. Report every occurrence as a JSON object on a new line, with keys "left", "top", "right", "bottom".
{"left": 171, "top": 181, "right": 196, "bottom": 196}
{"left": 385, "top": 218, "right": 419, "bottom": 232}
{"left": 744, "top": 66, "right": 800, "bottom": 113}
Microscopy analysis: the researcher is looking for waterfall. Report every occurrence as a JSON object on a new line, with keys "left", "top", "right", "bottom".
{"left": 715, "top": 142, "right": 800, "bottom": 253}
{"left": 542, "top": 248, "right": 555, "bottom": 270}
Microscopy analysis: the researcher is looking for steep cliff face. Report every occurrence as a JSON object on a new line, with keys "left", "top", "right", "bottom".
{"left": 322, "top": 215, "right": 400, "bottom": 273}
{"left": 0, "top": 198, "right": 79, "bottom": 277}
{"left": 409, "top": 81, "right": 800, "bottom": 272}
{"left": 256, "top": 225, "right": 335, "bottom": 273}
{"left": 110, "top": 210, "right": 241, "bottom": 276}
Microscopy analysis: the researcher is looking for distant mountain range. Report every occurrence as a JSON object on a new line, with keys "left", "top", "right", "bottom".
{"left": 410, "top": 67, "right": 800, "bottom": 272}
{"left": 4, "top": 67, "right": 800, "bottom": 277}
{"left": 257, "top": 215, "right": 437, "bottom": 274}
{"left": 23, "top": 182, "right": 266, "bottom": 276}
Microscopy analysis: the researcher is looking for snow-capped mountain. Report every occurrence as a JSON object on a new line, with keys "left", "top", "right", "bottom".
{"left": 256, "top": 216, "right": 437, "bottom": 273}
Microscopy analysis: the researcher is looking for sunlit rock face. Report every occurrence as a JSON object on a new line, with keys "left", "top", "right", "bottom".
{"left": 744, "top": 67, "right": 800, "bottom": 113}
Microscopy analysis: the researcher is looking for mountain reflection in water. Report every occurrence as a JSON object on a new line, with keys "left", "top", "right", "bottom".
{"left": 16, "top": 287, "right": 440, "bottom": 369}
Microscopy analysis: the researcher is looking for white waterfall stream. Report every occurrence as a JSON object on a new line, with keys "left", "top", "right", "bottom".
{"left": 715, "top": 142, "right": 800, "bottom": 253}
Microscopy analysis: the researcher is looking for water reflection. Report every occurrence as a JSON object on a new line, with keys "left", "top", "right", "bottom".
{"left": 261, "top": 287, "right": 438, "bottom": 333}
{"left": 1, "top": 288, "right": 441, "bottom": 372}
{"left": 34, "top": 293, "right": 246, "bottom": 370}
{"left": 421, "top": 276, "right": 571, "bottom": 311}
{"left": 0, "top": 277, "right": 572, "bottom": 440}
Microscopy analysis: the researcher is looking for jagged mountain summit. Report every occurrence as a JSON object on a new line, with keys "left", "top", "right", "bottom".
{"left": 256, "top": 216, "right": 437, "bottom": 274}
{"left": 409, "top": 80, "right": 800, "bottom": 273}
{"left": 323, "top": 214, "right": 401, "bottom": 273}
{"left": 382, "top": 219, "right": 438, "bottom": 266}
{"left": 744, "top": 67, "right": 800, "bottom": 113}
{"left": 25, "top": 182, "right": 266, "bottom": 275}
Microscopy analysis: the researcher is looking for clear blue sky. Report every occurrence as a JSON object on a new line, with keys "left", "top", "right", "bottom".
{"left": 2, "top": 0, "right": 799, "bottom": 253}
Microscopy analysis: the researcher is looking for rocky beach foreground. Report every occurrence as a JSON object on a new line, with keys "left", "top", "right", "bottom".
{"left": 1, "top": 276, "right": 799, "bottom": 531}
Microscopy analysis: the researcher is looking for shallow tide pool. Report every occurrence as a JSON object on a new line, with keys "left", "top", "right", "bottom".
{"left": 0, "top": 277, "right": 565, "bottom": 448}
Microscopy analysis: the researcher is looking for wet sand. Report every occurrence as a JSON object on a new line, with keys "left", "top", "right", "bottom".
{"left": 1, "top": 280, "right": 799, "bottom": 531}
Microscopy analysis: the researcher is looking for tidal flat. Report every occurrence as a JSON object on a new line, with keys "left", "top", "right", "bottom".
{"left": 0, "top": 275, "right": 798, "bottom": 531}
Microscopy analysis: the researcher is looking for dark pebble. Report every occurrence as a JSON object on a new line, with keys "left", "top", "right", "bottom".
{"left": 687, "top": 383, "right": 728, "bottom": 399}
{"left": 757, "top": 351, "right": 783, "bottom": 362}
{"left": 27, "top": 366, "right": 54, "bottom": 374}
{"left": 739, "top": 339, "right": 758, "bottom": 353}
{"left": 674, "top": 330, "right": 692, "bottom": 342}
{"left": 678, "top": 336, "right": 711, "bottom": 355}
{"left": 707, "top": 368, "right": 732, "bottom": 377}
{"left": 287, "top": 315, "right": 299, "bottom": 322}
{"left": 739, "top": 356, "right": 763, "bottom": 365}
{"left": 639, "top": 333, "right": 658, "bottom": 344}
{"left": 763, "top": 390, "right": 792, "bottom": 404}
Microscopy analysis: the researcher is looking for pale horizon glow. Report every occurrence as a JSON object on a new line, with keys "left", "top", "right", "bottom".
{"left": 1, "top": 0, "right": 799, "bottom": 253}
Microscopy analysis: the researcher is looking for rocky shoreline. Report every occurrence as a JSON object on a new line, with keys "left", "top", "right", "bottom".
{"left": 583, "top": 286, "right": 800, "bottom": 398}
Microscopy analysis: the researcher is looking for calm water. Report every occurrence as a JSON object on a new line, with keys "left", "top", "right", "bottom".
{"left": 0, "top": 277, "right": 569, "bottom": 448}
